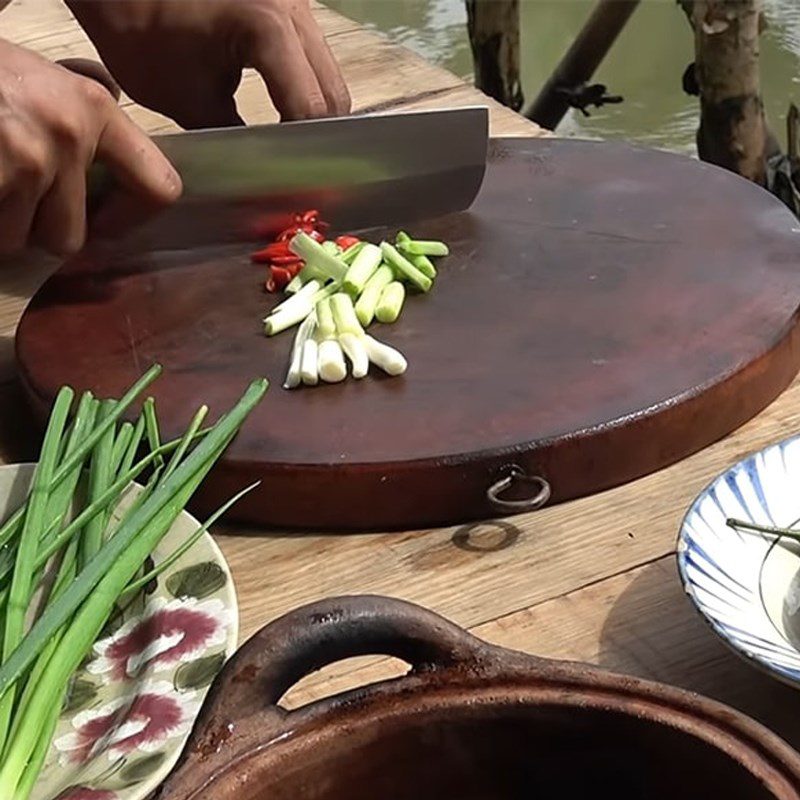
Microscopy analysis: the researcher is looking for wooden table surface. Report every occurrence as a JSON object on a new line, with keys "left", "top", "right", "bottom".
{"left": 3, "top": 0, "right": 800, "bottom": 754}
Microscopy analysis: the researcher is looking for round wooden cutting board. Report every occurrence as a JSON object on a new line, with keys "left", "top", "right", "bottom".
{"left": 15, "top": 138, "right": 800, "bottom": 530}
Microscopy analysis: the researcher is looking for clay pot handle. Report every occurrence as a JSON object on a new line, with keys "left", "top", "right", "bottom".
{"left": 209, "top": 594, "right": 486, "bottom": 716}
{"left": 157, "top": 596, "right": 491, "bottom": 799}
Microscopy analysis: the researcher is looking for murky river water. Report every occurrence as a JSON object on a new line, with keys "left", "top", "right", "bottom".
{"left": 326, "top": 0, "right": 800, "bottom": 155}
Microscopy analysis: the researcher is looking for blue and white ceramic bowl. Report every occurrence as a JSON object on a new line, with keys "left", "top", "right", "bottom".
{"left": 678, "top": 434, "right": 800, "bottom": 687}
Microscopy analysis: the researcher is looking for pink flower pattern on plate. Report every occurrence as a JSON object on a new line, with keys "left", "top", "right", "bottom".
{"left": 54, "top": 681, "right": 202, "bottom": 765}
{"left": 54, "top": 787, "right": 117, "bottom": 800}
{"left": 88, "top": 597, "right": 228, "bottom": 680}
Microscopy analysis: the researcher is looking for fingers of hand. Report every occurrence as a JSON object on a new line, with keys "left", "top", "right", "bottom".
{"left": 30, "top": 164, "right": 87, "bottom": 256}
{"left": 0, "top": 121, "right": 54, "bottom": 256}
{"left": 293, "top": 7, "right": 350, "bottom": 116}
{"left": 247, "top": 10, "right": 329, "bottom": 121}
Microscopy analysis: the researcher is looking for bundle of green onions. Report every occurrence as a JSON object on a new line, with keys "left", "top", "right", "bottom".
{"left": 262, "top": 230, "right": 449, "bottom": 389}
{"left": 0, "top": 364, "right": 267, "bottom": 799}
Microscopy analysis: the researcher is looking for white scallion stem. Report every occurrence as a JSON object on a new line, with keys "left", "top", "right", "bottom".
{"left": 283, "top": 313, "right": 316, "bottom": 389}
{"left": 355, "top": 265, "right": 393, "bottom": 327}
{"left": 363, "top": 335, "right": 408, "bottom": 376}
{"left": 316, "top": 297, "right": 336, "bottom": 339}
{"left": 264, "top": 300, "right": 313, "bottom": 336}
{"left": 301, "top": 340, "right": 319, "bottom": 386}
{"left": 331, "top": 293, "right": 363, "bottom": 336}
{"left": 290, "top": 232, "right": 348, "bottom": 282}
{"left": 264, "top": 279, "right": 320, "bottom": 321}
{"left": 339, "top": 332, "right": 369, "bottom": 379}
{"left": 318, "top": 340, "right": 347, "bottom": 383}
{"left": 343, "top": 243, "right": 382, "bottom": 296}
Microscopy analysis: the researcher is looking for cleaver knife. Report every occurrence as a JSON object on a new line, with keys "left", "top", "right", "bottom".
{"left": 88, "top": 107, "right": 489, "bottom": 251}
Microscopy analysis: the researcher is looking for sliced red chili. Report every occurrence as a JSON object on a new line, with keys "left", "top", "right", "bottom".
{"left": 270, "top": 255, "right": 303, "bottom": 266}
{"left": 250, "top": 247, "right": 275, "bottom": 264}
{"left": 335, "top": 235, "right": 360, "bottom": 250}
{"left": 269, "top": 265, "right": 293, "bottom": 290}
{"left": 251, "top": 242, "right": 292, "bottom": 262}
{"left": 276, "top": 224, "right": 319, "bottom": 242}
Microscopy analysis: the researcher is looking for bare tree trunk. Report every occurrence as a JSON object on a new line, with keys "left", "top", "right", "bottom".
{"left": 690, "top": 0, "right": 768, "bottom": 184}
{"left": 465, "top": 0, "right": 523, "bottom": 111}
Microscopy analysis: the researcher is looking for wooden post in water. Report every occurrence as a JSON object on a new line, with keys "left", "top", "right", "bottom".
{"left": 465, "top": 0, "right": 523, "bottom": 112}
{"left": 686, "top": 0, "right": 769, "bottom": 185}
{"left": 526, "top": 0, "right": 640, "bottom": 130}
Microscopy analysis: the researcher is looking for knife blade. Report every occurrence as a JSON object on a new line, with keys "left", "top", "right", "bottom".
{"left": 88, "top": 106, "right": 489, "bottom": 251}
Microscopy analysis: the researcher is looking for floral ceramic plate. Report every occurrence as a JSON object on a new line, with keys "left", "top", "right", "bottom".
{"left": 677, "top": 434, "right": 800, "bottom": 688}
{"left": 0, "top": 465, "right": 239, "bottom": 800}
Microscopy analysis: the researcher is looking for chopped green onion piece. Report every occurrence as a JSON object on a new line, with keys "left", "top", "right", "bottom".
{"left": 343, "top": 243, "right": 382, "bottom": 297}
{"left": 339, "top": 332, "right": 369, "bottom": 379}
{"left": 398, "top": 238, "right": 449, "bottom": 257}
{"left": 289, "top": 232, "right": 347, "bottom": 282}
{"left": 409, "top": 253, "right": 437, "bottom": 279}
{"left": 355, "top": 265, "right": 393, "bottom": 327}
{"left": 375, "top": 282, "right": 406, "bottom": 324}
{"left": 318, "top": 340, "right": 347, "bottom": 383}
{"left": 395, "top": 230, "right": 411, "bottom": 247}
{"left": 264, "top": 299, "right": 313, "bottom": 336}
{"left": 284, "top": 313, "right": 316, "bottom": 390}
{"left": 380, "top": 242, "right": 432, "bottom": 292}
{"left": 331, "top": 293, "right": 363, "bottom": 336}
{"left": 321, "top": 240, "right": 341, "bottom": 256}
{"left": 284, "top": 274, "right": 304, "bottom": 294}
{"left": 341, "top": 241, "right": 366, "bottom": 265}
{"left": 363, "top": 335, "right": 408, "bottom": 376}
{"left": 310, "top": 281, "right": 343, "bottom": 305}
{"left": 301, "top": 340, "right": 319, "bottom": 386}
{"left": 316, "top": 297, "right": 336, "bottom": 339}
{"left": 264, "top": 279, "right": 320, "bottom": 321}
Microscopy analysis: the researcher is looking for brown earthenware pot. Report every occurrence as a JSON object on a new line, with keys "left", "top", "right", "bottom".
{"left": 155, "top": 596, "right": 800, "bottom": 800}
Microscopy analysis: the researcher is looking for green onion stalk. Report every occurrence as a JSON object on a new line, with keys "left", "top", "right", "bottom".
{"left": 0, "top": 366, "right": 267, "bottom": 799}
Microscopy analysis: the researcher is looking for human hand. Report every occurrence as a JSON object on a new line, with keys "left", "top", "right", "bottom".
{"left": 0, "top": 40, "right": 181, "bottom": 256}
{"left": 67, "top": 0, "right": 351, "bottom": 129}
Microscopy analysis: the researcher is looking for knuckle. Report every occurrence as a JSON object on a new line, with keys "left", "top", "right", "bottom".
{"left": 302, "top": 91, "right": 328, "bottom": 119}
{"left": 50, "top": 113, "right": 85, "bottom": 153}
{"left": 80, "top": 75, "right": 113, "bottom": 110}
{"left": 4, "top": 133, "right": 47, "bottom": 182}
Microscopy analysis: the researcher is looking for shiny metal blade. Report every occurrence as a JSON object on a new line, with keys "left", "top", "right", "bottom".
{"left": 90, "top": 107, "right": 489, "bottom": 251}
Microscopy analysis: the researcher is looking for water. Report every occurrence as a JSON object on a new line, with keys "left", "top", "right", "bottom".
{"left": 326, "top": 0, "right": 800, "bottom": 155}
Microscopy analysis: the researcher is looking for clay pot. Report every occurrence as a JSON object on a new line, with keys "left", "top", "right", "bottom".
{"left": 156, "top": 596, "right": 800, "bottom": 800}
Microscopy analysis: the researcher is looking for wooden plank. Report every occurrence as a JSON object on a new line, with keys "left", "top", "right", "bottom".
{"left": 215, "top": 368, "right": 800, "bottom": 644}
{"left": 0, "top": 0, "right": 75, "bottom": 45}
{"left": 281, "top": 556, "right": 800, "bottom": 753}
